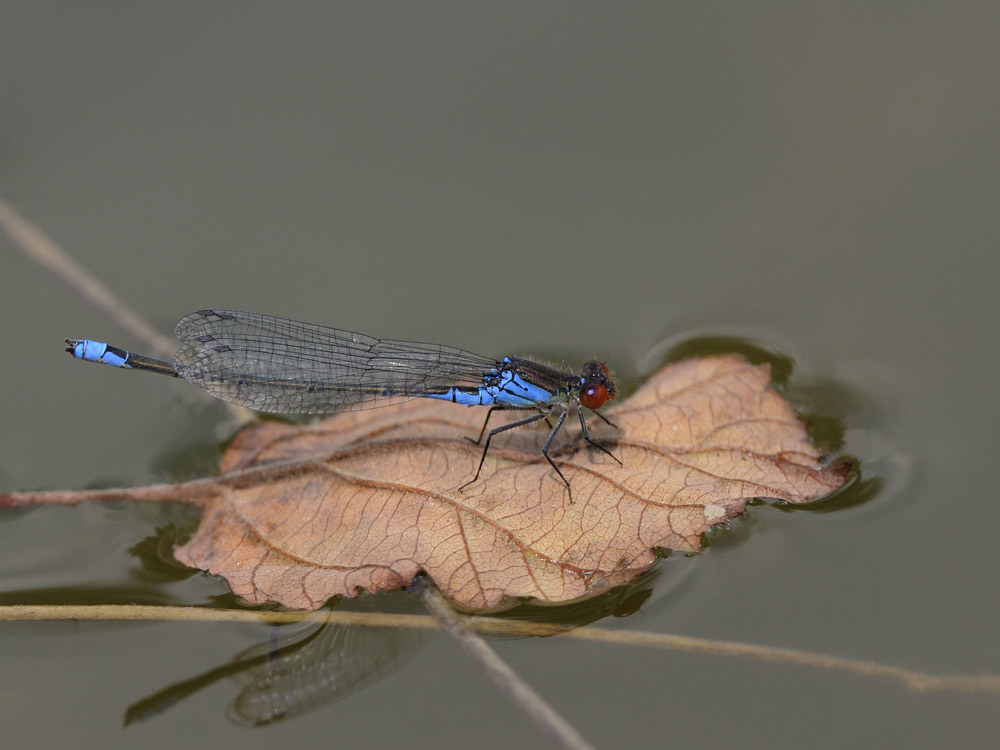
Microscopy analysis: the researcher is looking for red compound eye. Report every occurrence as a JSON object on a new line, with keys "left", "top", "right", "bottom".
{"left": 580, "top": 382, "right": 608, "bottom": 410}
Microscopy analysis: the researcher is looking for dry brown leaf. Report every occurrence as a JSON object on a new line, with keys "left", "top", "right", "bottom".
{"left": 169, "top": 355, "right": 850, "bottom": 610}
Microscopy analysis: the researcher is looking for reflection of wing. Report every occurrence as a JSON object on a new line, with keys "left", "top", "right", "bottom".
{"left": 173, "top": 309, "right": 500, "bottom": 414}
{"left": 226, "top": 620, "right": 421, "bottom": 727}
{"left": 124, "top": 612, "right": 419, "bottom": 727}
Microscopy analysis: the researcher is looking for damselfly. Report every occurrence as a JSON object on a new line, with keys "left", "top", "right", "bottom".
{"left": 67, "top": 309, "right": 621, "bottom": 499}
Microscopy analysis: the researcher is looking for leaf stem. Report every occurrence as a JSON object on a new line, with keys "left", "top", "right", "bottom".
{"left": 0, "top": 479, "right": 218, "bottom": 508}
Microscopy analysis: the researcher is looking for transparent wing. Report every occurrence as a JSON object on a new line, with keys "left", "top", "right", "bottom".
{"left": 172, "top": 309, "right": 500, "bottom": 414}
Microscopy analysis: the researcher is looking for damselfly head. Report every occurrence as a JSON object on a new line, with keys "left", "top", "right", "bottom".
{"left": 578, "top": 360, "right": 617, "bottom": 410}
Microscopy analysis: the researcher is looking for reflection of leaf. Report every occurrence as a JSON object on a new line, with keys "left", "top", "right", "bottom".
{"left": 124, "top": 613, "right": 420, "bottom": 727}
{"left": 499, "top": 571, "right": 659, "bottom": 628}
{"left": 169, "top": 355, "right": 851, "bottom": 610}
{"left": 128, "top": 523, "right": 202, "bottom": 583}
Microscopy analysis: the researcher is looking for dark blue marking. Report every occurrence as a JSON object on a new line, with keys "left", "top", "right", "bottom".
{"left": 70, "top": 339, "right": 131, "bottom": 368}
{"left": 497, "top": 371, "right": 555, "bottom": 407}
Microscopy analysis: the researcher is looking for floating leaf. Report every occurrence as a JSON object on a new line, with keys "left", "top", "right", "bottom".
{"left": 166, "top": 355, "right": 850, "bottom": 610}
{"left": 1, "top": 355, "right": 851, "bottom": 610}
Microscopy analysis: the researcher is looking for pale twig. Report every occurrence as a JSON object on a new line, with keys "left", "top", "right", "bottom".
{"left": 1, "top": 604, "right": 996, "bottom": 695}
{"left": 0, "top": 197, "right": 254, "bottom": 423}
{"left": 0, "top": 197, "right": 175, "bottom": 358}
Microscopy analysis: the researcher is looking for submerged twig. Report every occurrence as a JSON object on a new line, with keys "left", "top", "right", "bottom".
{"left": 414, "top": 579, "right": 597, "bottom": 750}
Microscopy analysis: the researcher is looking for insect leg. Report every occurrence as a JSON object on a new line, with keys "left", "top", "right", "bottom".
{"left": 538, "top": 403, "right": 576, "bottom": 501}
{"left": 467, "top": 405, "right": 504, "bottom": 445}
{"left": 577, "top": 405, "right": 623, "bottom": 466}
{"left": 459, "top": 409, "right": 550, "bottom": 493}
{"left": 592, "top": 409, "right": 619, "bottom": 430}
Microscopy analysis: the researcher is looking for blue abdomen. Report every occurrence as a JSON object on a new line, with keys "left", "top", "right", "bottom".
{"left": 69, "top": 340, "right": 131, "bottom": 368}
{"left": 424, "top": 370, "right": 555, "bottom": 409}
